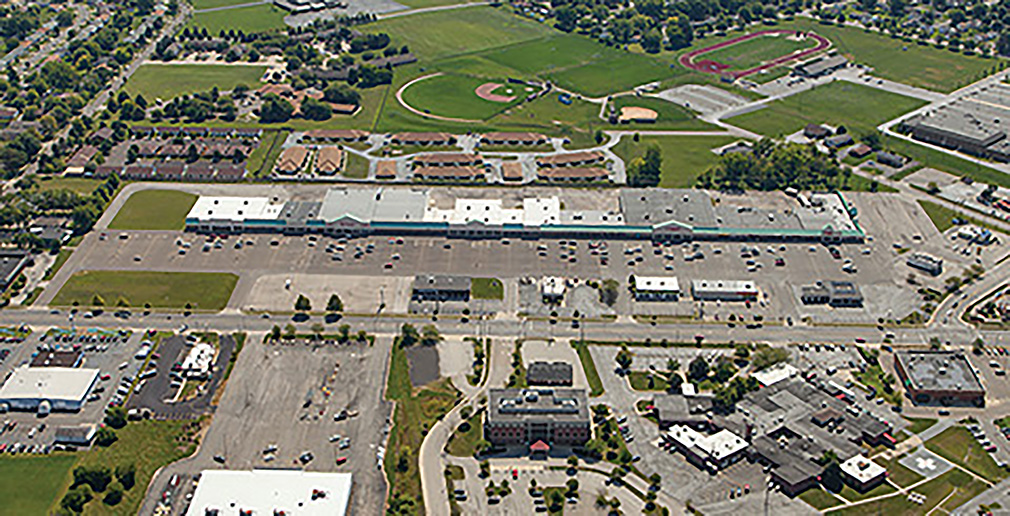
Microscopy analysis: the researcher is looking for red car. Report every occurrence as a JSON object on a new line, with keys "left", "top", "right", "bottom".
{"left": 512, "top": 468, "right": 518, "bottom": 480}
{"left": 336, "top": 456, "right": 348, "bottom": 465}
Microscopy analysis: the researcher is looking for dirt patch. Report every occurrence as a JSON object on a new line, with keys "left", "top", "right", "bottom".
{"left": 475, "top": 82, "right": 516, "bottom": 103}
{"left": 406, "top": 345, "right": 440, "bottom": 387}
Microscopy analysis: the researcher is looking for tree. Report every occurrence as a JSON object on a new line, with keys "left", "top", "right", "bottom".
{"left": 326, "top": 293, "right": 344, "bottom": 312}
{"left": 421, "top": 324, "right": 442, "bottom": 346}
{"left": 61, "top": 487, "right": 92, "bottom": 513}
{"left": 284, "top": 323, "right": 296, "bottom": 340}
{"left": 92, "top": 294, "right": 105, "bottom": 306}
{"left": 73, "top": 466, "right": 113, "bottom": 492}
{"left": 751, "top": 347, "right": 790, "bottom": 371}
{"left": 115, "top": 464, "right": 136, "bottom": 490}
{"left": 323, "top": 83, "right": 361, "bottom": 105}
{"left": 616, "top": 346, "right": 633, "bottom": 371}
{"left": 820, "top": 452, "right": 843, "bottom": 492}
{"left": 337, "top": 324, "right": 351, "bottom": 343}
{"left": 628, "top": 144, "right": 662, "bottom": 187}
{"left": 399, "top": 323, "right": 419, "bottom": 347}
{"left": 270, "top": 324, "right": 281, "bottom": 341}
{"left": 666, "top": 358, "right": 679, "bottom": 372}
{"left": 310, "top": 322, "right": 324, "bottom": 340}
{"left": 599, "top": 279, "right": 619, "bottom": 306}
{"left": 299, "top": 97, "right": 331, "bottom": 121}
{"left": 998, "top": 32, "right": 1010, "bottom": 57}
{"left": 104, "top": 406, "right": 127, "bottom": 429}
{"left": 567, "top": 455, "right": 579, "bottom": 469}
{"left": 688, "top": 356, "right": 709, "bottom": 381}
{"left": 103, "top": 484, "right": 123, "bottom": 506}
{"left": 259, "top": 95, "right": 294, "bottom": 123}
{"left": 642, "top": 29, "right": 663, "bottom": 53}
{"left": 294, "top": 294, "right": 311, "bottom": 312}
{"left": 94, "top": 427, "right": 118, "bottom": 447}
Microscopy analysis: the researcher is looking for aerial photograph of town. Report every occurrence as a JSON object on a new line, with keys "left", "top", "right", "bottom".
{"left": 6, "top": 0, "right": 1010, "bottom": 514}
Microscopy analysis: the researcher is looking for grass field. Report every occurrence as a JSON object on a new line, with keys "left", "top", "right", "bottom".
{"left": 191, "top": 0, "right": 255, "bottom": 8}
{"left": 611, "top": 134, "right": 736, "bottom": 188}
{"left": 445, "top": 411, "right": 482, "bottom": 457}
{"left": 0, "top": 455, "right": 77, "bottom": 515}
{"left": 123, "top": 64, "right": 266, "bottom": 101}
{"left": 838, "top": 481, "right": 895, "bottom": 502}
{"left": 570, "top": 340, "right": 604, "bottom": 397}
{"left": 925, "top": 426, "right": 1008, "bottom": 482}
{"left": 884, "top": 135, "right": 1010, "bottom": 188}
{"left": 799, "top": 487, "right": 841, "bottom": 511}
{"left": 471, "top": 277, "right": 504, "bottom": 300}
{"left": 547, "top": 53, "right": 676, "bottom": 97}
{"left": 917, "top": 199, "right": 1006, "bottom": 235}
{"left": 43, "top": 248, "right": 73, "bottom": 281}
{"left": 400, "top": 74, "right": 524, "bottom": 120}
{"left": 481, "top": 34, "right": 624, "bottom": 75}
{"left": 365, "top": 6, "right": 551, "bottom": 60}
{"left": 698, "top": 33, "right": 816, "bottom": 71}
{"left": 52, "top": 271, "right": 238, "bottom": 310}
{"left": 628, "top": 371, "right": 670, "bottom": 391}
{"left": 827, "top": 469, "right": 986, "bottom": 516}
{"left": 610, "top": 95, "right": 715, "bottom": 131}
{"left": 342, "top": 151, "right": 369, "bottom": 179}
{"left": 384, "top": 342, "right": 460, "bottom": 513}
{"left": 779, "top": 19, "right": 995, "bottom": 93}
{"left": 186, "top": 4, "right": 287, "bottom": 34}
{"left": 35, "top": 176, "right": 103, "bottom": 195}
{"left": 728, "top": 82, "right": 927, "bottom": 137}
{"left": 108, "top": 190, "right": 198, "bottom": 230}
{"left": 904, "top": 416, "right": 938, "bottom": 435}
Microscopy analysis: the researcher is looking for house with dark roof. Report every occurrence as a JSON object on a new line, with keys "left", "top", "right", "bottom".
{"left": 803, "top": 124, "right": 830, "bottom": 139}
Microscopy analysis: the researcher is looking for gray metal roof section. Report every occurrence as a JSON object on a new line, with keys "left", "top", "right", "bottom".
{"left": 896, "top": 351, "right": 985, "bottom": 393}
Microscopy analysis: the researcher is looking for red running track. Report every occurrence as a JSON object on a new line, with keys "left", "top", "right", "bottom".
{"left": 678, "top": 29, "right": 831, "bottom": 79}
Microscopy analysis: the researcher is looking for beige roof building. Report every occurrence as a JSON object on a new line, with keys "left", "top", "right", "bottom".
{"left": 275, "top": 146, "right": 309, "bottom": 174}
{"left": 315, "top": 147, "right": 344, "bottom": 175}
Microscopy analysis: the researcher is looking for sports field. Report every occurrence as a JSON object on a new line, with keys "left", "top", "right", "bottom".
{"left": 400, "top": 74, "right": 525, "bottom": 120}
{"left": 697, "top": 33, "right": 817, "bottom": 71}
{"left": 779, "top": 20, "right": 993, "bottom": 93}
{"left": 0, "top": 456, "right": 77, "bottom": 515}
{"left": 612, "top": 134, "right": 736, "bottom": 187}
{"left": 727, "top": 81, "right": 927, "bottom": 137}
{"left": 610, "top": 95, "right": 715, "bottom": 131}
{"left": 52, "top": 271, "right": 239, "bottom": 310}
{"left": 191, "top": 0, "right": 255, "bottom": 8}
{"left": 187, "top": 3, "right": 287, "bottom": 34}
{"left": 108, "top": 190, "right": 198, "bottom": 230}
{"left": 123, "top": 64, "right": 266, "bottom": 101}
{"left": 481, "top": 35, "right": 622, "bottom": 75}
{"left": 547, "top": 54, "right": 675, "bottom": 97}
{"left": 365, "top": 6, "right": 552, "bottom": 60}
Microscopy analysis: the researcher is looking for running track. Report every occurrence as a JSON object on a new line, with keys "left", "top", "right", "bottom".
{"left": 678, "top": 29, "right": 831, "bottom": 79}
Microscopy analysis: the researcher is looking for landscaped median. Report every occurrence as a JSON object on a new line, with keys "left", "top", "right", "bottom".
{"left": 51, "top": 271, "right": 239, "bottom": 311}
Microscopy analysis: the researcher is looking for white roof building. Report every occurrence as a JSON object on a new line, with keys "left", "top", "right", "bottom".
{"left": 185, "top": 469, "right": 353, "bottom": 516}
{"left": 752, "top": 363, "right": 800, "bottom": 387}
{"left": 186, "top": 197, "right": 281, "bottom": 223}
{"left": 840, "top": 455, "right": 886, "bottom": 487}
{"left": 182, "top": 342, "right": 215, "bottom": 379}
{"left": 691, "top": 279, "right": 758, "bottom": 300}
{"left": 666, "top": 425, "right": 749, "bottom": 469}
{"left": 0, "top": 366, "right": 99, "bottom": 411}
{"left": 632, "top": 275, "right": 680, "bottom": 293}
{"left": 541, "top": 276, "right": 566, "bottom": 299}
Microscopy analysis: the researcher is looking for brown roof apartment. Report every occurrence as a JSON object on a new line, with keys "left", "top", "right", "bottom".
{"left": 391, "top": 132, "right": 455, "bottom": 146}
{"left": 537, "top": 167, "right": 610, "bottom": 182}
{"left": 275, "top": 145, "right": 310, "bottom": 174}
{"left": 480, "top": 132, "right": 548, "bottom": 145}
{"left": 501, "top": 161, "right": 523, "bottom": 181}
{"left": 412, "top": 153, "right": 482, "bottom": 168}
{"left": 304, "top": 129, "right": 369, "bottom": 142}
{"left": 375, "top": 160, "right": 398, "bottom": 179}
{"left": 315, "top": 146, "right": 345, "bottom": 175}
{"left": 536, "top": 150, "right": 605, "bottom": 168}
{"left": 414, "top": 166, "right": 484, "bottom": 180}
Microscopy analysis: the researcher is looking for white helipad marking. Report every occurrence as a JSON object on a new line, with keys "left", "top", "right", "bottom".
{"left": 915, "top": 457, "right": 937, "bottom": 471}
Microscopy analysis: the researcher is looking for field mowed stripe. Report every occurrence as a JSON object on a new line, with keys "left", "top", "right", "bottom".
{"left": 548, "top": 53, "right": 676, "bottom": 97}
{"left": 52, "top": 271, "right": 239, "bottom": 310}
{"left": 727, "top": 81, "right": 927, "bottom": 137}
{"left": 186, "top": 3, "right": 287, "bottom": 34}
{"left": 109, "top": 190, "right": 198, "bottom": 230}
{"left": 401, "top": 74, "right": 523, "bottom": 120}
{"left": 123, "top": 64, "right": 266, "bottom": 101}
{"left": 364, "top": 6, "right": 553, "bottom": 61}
{"left": 698, "top": 33, "right": 817, "bottom": 71}
{"left": 612, "top": 134, "right": 736, "bottom": 187}
{"left": 0, "top": 455, "right": 77, "bottom": 515}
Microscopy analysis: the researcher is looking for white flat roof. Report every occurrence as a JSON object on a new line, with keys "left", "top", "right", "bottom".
{"left": 840, "top": 455, "right": 886, "bottom": 484}
{"left": 751, "top": 363, "right": 799, "bottom": 387}
{"left": 185, "top": 469, "right": 352, "bottom": 516}
{"left": 187, "top": 197, "right": 281, "bottom": 222}
{"left": 667, "top": 425, "right": 748, "bottom": 461}
{"left": 691, "top": 279, "right": 757, "bottom": 294}
{"left": 633, "top": 275, "right": 680, "bottom": 292}
{"left": 0, "top": 367, "right": 98, "bottom": 402}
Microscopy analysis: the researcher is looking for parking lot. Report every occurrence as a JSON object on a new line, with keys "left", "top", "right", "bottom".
{"left": 148, "top": 334, "right": 393, "bottom": 516}
{"left": 0, "top": 327, "right": 146, "bottom": 454}
{"left": 127, "top": 334, "right": 235, "bottom": 420}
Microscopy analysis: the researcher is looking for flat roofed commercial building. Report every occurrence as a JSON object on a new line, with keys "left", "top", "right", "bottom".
{"left": 485, "top": 388, "right": 590, "bottom": 448}
{"left": 894, "top": 350, "right": 985, "bottom": 406}
{"left": 0, "top": 366, "right": 99, "bottom": 412}
{"left": 691, "top": 280, "right": 757, "bottom": 301}
{"left": 664, "top": 425, "right": 748, "bottom": 473}
{"left": 411, "top": 274, "right": 471, "bottom": 302}
{"left": 527, "top": 361, "right": 573, "bottom": 386}
{"left": 793, "top": 54, "right": 848, "bottom": 78}
{"left": 184, "top": 469, "right": 352, "bottom": 516}
{"left": 0, "top": 250, "right": 31, "bottom": 291}
{"left": 900, "top": 83, "right": 1010, "bottom": 163}
{"left": 631, "top": 275, "right": 680, "bottom": 301}
{"left": 800, "top": 280, "right": 863, "bottom": 307}
{"left": 840, "top": 455, "right": 887, "bottom": 492}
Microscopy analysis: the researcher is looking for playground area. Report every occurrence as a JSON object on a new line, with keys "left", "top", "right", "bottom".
{"left": 679, "top": 29, "right": 830, "bottom": 79}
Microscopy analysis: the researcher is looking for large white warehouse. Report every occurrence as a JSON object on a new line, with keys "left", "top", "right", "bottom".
{"left": 0, "top": 366, "right": 99, "bottom": 413}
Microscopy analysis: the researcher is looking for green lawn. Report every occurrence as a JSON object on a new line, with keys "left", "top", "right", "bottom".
{"left": 698, "top": 32, "right": 817, "bottom": 71}
{"left": 35, "top": 176, "right": 103, "bottom": 195}
{"left": 247, "top": 130, "right": 288, "bottom": 177}
{"left": 728, "top": 81, "right": 927, "bottom": 137}
{"left": 191, "top": 0, "right": 257, "bottom": 8}
{"left": 610, "top": 95, "right": 714, "bottom": 131}
{"left": 471, "top": 277, "right": 504, "bottom": 300}
{"left": 611, "top": 134, "right": 736, "bottom": 188}
{"left": 546, "top": 53, "right": 676, "bottom": 97}
{"left": 917, "top": 200, "right": 1006, "bottom": 235}
{"left": 925, "top": 426, "right": 1008, "bottom": 483}
{"left": 123, "top": 64, "right": 266, "bottom": 101}
{"left": 828, "top": 469, "right": 986, "bottom": 516}
{"left": 876, "top": 456, "right": 925, "bottom": 488}
{"left": 885, "top": 135, "right": 1010, "bottom": 188}
{"left": 853, "top": 364, "right": 902, "bottom": 406}
{"left": 43, "top": 248, "right": 73, "bottom": 281}
{"left": 384, "top": 342, "right": 460, "bottom": 513}
{"left": 570, "top": 340, "right": 604, "bottom": 397}
{"left": 628, "top": 371, "right": 670, "bottom": 391}
{"left": 400, "top": 74, "right": 523, "bottom": 120}
{"left": 445, "top": 411, "right": 482, "bottom": 457}
{"left": 186, "top": 4, "right": 287, "bottom": 34}
{"left": 838, "top": 481, "right": 896, "bottom": 502}
{"left": 778, "top": 19, "right": 996, "bottom": 93}
{"left": 342, "top": 151, "right": 369, "bottom": 179}
{"left": 800, "top": 487, "right": 841, "bottom": 511}
{"left": 904, "top": 416, "right": 938, "bottom": 435}
{"left": 364, "top": 6, "right": 552, "bottom": 60}
{"left": 108, "top": 190, "right": 198, "bottom": 230}
{"left": 481, "top": 34, "right": 625, "bottom": 75}
{"left": 0, "top": 455, "right": 77, "bottom": 515}
{"left": 52, "top": 271, "right": 238, "bottom": 310}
